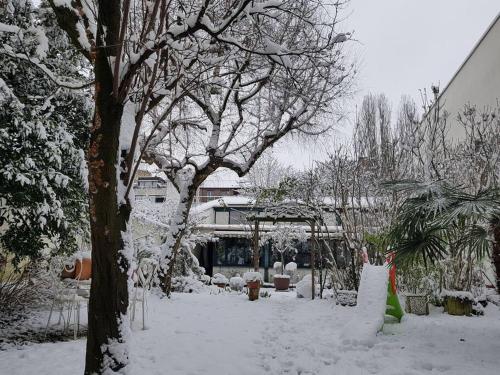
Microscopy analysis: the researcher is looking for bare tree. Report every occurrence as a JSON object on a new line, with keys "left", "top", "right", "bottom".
{"left": 0, "top": 0, "right": 356, "bottom": 372}
{"left": 245, "top": 151, "right": 292, "bottom": 193}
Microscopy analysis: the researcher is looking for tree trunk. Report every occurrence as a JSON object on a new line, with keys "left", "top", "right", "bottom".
{"left": 85, "top": 1, "right": 130, "bottom": 372}
{"left": 161, "top": 187, "right": 197, "bottom": 296}
{"left": 492, "top": 218, "right": 500, "bottom": 292}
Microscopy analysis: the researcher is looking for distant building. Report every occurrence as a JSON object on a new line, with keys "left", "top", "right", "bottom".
{"left": 195, "top": 179, "right": 242, "bottom": 203}
{"left": 434, "top": 13, "right": 500, "bottom": 140}
{"left": 191, "top": 197, "right": 344, "bottom": 280}
{"left": 133, "top": 175, "right": 178, "bottom": 203}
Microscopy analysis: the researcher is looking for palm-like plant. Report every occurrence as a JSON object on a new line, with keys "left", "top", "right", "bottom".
{"left": 384, "top": 180, "right": 500, "bottom": 291}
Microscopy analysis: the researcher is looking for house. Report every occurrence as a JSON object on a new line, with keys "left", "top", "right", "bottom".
{"left": 133, "top": 175, "right": 178, "bottom": 203}
{"left": 195, "top": 178, "right": 243, "bottom": 203}
{"left": 191, "top": 197, "right": 345, "bottom": 281}
{"left": 433, "top": 12, "right": 500, "bottom": 140}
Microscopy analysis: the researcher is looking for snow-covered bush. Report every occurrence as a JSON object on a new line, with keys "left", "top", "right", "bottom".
{"left": 296, "top": 274, "right": 319, "bottom": 299}
{"left": 171, "top": 276, "right": 207, "bottom": 294}
{"left": 212, "top": 273, "right": 229, "bottom": 286}
{"left": 229, "top": 276, "right": 245, "bottom": 291}
{"left": 285, "top": 262, "right": 297, "bottom": 272}
{"left": 0, "top": 1, "right": 91, "bottom": 263}
{"left": 273, "top": 262, "right": 282, "bottom": 272}
{"left": 243, "top": 272, "right": 263, "bottom": 283}
{"left": 0, "top": 256, "right": 54, "bottom": 315}
{"left": 285, "top": 261, "right": 298, "bottom": 282}
{"left": 200, "top": 274, "right": 211, "bottom": 285}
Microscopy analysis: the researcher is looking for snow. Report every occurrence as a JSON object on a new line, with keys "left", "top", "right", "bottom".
{"left": 0, "top": 21, "right": 20, "bottom": 34}
{"left": 273, "top": 274, "right": 290, "bottom": 279}
{"left": 211, "top": 273, "right": 228, "bottom": 285}
{"left": 341, "top": 264, "right": 389, "bottom": 347}
{"left": 441, "top": 290, "right": 475, "bottom": 302}
{"left": 295, "top": 274, "right": 318, "bottom": 299}
{"left": 243, "top": 271, "right": 262, "bottom": 283}
{"left": 1, "top": 292, "right": 500, "bottom": 375}
{"left": 285, "top": 262, "right": 297, "bottom": 272}
{"left": 229, "top": 276, "right": 244, "bottom": 291}
{"left": 190, "top": 196, "right": 255, "bottom": 214}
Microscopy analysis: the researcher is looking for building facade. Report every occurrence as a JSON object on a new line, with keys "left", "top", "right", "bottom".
{"left": 435, "top": 13, "right": 500, "bottom": 140}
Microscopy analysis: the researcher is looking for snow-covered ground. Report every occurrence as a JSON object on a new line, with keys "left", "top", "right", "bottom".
{"left": 1, "top": 291, "right": 499, "bottom": 374}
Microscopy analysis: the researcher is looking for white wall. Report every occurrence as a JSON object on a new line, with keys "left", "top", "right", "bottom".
{"left": 437, "top": 14, "right": 500, "bottom": 140}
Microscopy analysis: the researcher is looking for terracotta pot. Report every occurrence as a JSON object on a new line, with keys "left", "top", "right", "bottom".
{"left": 75, "top": 258, "right": 92, "bottom": 280}
{"left": 246, "top": 280, "right": 261, "bottom": 301}
{"left": 61, "top": 264, "right": 76, "bottom": 279}
{"left": 215, "top": 283, "right": 227, "bottom": 288}
{"left": 273, "top": 276, "right": 290, "bottom": 291}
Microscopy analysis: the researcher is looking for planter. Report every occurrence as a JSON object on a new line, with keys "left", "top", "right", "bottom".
{"left": 214, "top": 283, "right": 227, "bottom": 289}
{"left": 336, "top": 290, "right": 357, "bottom": 306}
{"left": 74, "top": 258, "right": 92, "bottom": 280}
{"left": 246, "top": 280, "right": 261, "bottom": 301}
{"left": 273, "top": 275, "right": 290, "bottom": 291}
{"left": 61, "top": 263, "right": 76, "bottom": 279}
{"left": 405, "top": 294, "right": 429, "bottom": 315}
{"left": 445, "top": 296, "right": 473, "bottom": 316}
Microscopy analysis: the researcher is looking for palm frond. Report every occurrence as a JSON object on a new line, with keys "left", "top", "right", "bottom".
{"left": 454, "top": 223, "right": 491, "bottom": 259}
{"left": 389, "top": 224, "right": 448, "bottom": 267}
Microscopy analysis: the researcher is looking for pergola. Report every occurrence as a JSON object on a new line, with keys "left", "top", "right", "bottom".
{"left": 247, "top": 203, "right": 322, "bottom": 299}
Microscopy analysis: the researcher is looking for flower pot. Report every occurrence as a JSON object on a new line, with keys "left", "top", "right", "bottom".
{"left": 75, "top": 258, "right": 92, "bottom": 280}
{"left": 336, "top": 290, "right": 357, "bottom": 306}
{"left": 405, "top": 294, "right": 429, "bottom": 315}
{"left": 246, "top": 280, "right": 261, "bottom": 301}
{"left": 273, "top": 275, "right": 290, "bottom": 291}
{"left": 215, "top": 283, "right": 227, "bottom": 289}
{"left": 61, "top": 263, "right": 76, "bottom": 279}
{"left": 445, "top": 296, "right": 473, "bottom": 316}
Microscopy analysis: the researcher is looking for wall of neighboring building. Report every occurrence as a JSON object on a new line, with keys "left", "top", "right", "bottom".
{"left": 197, "top": 187, "right": 239, "bottom": 203}
{"left": 436, "top": 14, "right": 500, "bottom": 140}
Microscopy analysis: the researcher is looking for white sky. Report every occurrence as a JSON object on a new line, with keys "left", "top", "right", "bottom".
{"left": 274, "top": 0, "right": 500, "bottom": 169}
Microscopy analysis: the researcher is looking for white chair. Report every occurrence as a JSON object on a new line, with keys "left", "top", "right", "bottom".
{"left": 130, "top": 258, "right": 157, "bottom": 330}
{"left": 44, "top": 259, "right": 89, "bottom": 340}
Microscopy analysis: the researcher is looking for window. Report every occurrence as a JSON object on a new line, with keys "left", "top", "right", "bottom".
{"left": 154, "top": 196, "right": 166, "bottom": 203}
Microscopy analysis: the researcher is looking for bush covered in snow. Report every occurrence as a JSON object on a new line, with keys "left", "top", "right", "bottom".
{"left": 285, "top": 262, "right": 297, "bottom": 272}
{"left": 171, "top": 276, "right": 207, "bottom": 294}
{"left": 296, "top": 274, "right": 319, "bottom": 299}
{"left": 212, "top": 273, "right": 229, "bottom": 286}
{"left": 229, "top": 276, "right": 245, "bottom": 291}
{"left": 243, "top": 272, "right": 262, "bottom": 283}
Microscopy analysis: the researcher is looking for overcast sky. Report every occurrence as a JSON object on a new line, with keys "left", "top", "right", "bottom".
{"left": 274, "top": 0, "right": 500, "bottom": 169}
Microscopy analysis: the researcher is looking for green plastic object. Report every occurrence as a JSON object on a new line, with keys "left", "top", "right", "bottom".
{"left": 385, "top": 281, "right": 404, "bottom": 321}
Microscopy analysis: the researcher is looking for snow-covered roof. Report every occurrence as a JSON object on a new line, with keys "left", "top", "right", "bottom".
{"left": 191, "top": 196, "right": 255, "bottom": 215}
{"left": 248, "top": 202, "right": 320, "bottom": 222}
{"left": 199, "top": 169, "right": 248, "bottom": 189}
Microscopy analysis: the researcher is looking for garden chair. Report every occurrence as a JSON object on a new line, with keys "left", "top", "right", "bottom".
{"left": 44, "top": 258, "right": 89, "bottom": 340}
{"left": 130, "top": 258, "right": 157, "bottom": 330}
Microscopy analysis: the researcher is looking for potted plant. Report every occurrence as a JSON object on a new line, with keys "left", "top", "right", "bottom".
{"left": 385, "top": 181, "right": 499, "bottom": 317}
{"left": 243, "top": 272, "right": 262, "bottom": 301}
{"left": 268, "top": 224, "right": 307, "bottom": 291}
{"left": 441, "top": 290, "right": 474, "bottom": 316}
{"left": 212, "top": 273, "right": 229, "bottom": 288}
{"left": 398, "top": 261, "right": 433, "bottom": 315}
{"left": 229, "top": 274, "right": 245, "bottom": 292}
